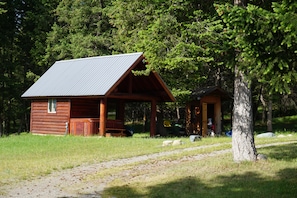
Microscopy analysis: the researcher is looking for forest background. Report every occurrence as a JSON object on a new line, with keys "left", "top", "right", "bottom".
{"left": 0, "top": 0, "right": 296, "bottom": 136}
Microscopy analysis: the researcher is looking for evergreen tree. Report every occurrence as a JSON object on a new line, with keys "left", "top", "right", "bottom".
{"left": 45, "top": 0, "right": 113, "bottom": 63}
{"left": 217, "top": 0, "right": 297, "bottom": 161}
{"left": 0, "top": 0, "right": 58, "bottom": 135}
{"left": 107, "top": 0, "right": 233, "bottom": 104}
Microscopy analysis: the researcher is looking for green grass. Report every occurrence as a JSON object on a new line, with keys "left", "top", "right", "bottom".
{"left": 0, "top": 133, "right": 230, "bottom": 185}
{"left": 254, "top": 115, "right": 297, "bottom": 133}
{"left": 101, "top": 140, "right": 297, "bottom": 198}
{"left": 1, "top": 131, "right": 297, "bottom": 197}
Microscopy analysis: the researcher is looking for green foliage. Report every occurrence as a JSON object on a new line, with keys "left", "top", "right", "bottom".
{"left": 0, "top": 2, "right": 6, "bottom": 14}
{"left": 107, "top": 0, "right": 233, "bottom": 104}
{"left": 44, "top": 0, "right": 112, "bottom": 63}
{"left": 1, "top": 0, "right": 297, "bottom": 135}
{"left": 0, "top": 0, "right": 59, "bottom": 135}
{"left": 217, "top": 1, "right": 297, "bottom": 94}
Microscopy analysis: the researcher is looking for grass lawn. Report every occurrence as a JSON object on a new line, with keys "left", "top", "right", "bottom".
{"left": 1, "top": 118, "right": 297, "bottom": 197}
{"left": 101, "top": 136, "right": 297, "bottom": 198}
{"left": 254, "top": 115, "right": 297, "bottom": 133}
{"left": 0, "top": 133, "right": 231, "bottom": 185}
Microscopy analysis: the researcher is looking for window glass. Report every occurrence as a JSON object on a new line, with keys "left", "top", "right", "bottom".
{"left": 48, "top": 99, "right": 57, "bottom": 113}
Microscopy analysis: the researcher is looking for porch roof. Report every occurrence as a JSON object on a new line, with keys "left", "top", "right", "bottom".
{"left": 192, "top": 86, "right": 231, "bottom": 100}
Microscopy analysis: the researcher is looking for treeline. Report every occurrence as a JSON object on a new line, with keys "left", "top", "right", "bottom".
{"left": 0, "top": 0, "right": 296, "bottom": 135}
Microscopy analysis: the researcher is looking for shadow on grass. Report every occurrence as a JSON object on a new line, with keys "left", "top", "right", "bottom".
{"left": 260, "top": 143, "right": 297, "bottom": 161}
{"left": 74, "top": 144, "right": 297, "bottom": 198}
{"left": 97, "top": 168, "right": 297, "bottom": 198}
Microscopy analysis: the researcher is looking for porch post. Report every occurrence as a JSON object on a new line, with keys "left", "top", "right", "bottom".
{"left": 185, "top": 103, "right": 191, "bottom": 135}
{"left": 150, "top": 99, "right": 157, "bottom": 137}
{"left": 99, "top": 98, "right": 107, "bottom": 136}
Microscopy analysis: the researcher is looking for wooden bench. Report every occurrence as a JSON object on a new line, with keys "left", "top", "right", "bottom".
{"left": 105, "top": 128, "right": 126, "bottom": 137}
{"left": 99, "top": 119, "right": 126, "bottom": 137}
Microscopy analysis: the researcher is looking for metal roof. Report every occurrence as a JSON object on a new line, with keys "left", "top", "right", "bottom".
{"left": 22, "top": 52, "right": 144, "bottom": 97}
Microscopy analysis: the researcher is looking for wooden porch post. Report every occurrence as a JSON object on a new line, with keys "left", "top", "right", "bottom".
{"left": 202, "top": 102, "right": 207, "bottom": 136}
{"left": 150, "top": 99, "right": 157, "bottom": 137}
{"left": 185, "top": 103, "right": 191, "bottom": 135}
{"left": 99, "top": 98, "right": 107, "bottom": 136}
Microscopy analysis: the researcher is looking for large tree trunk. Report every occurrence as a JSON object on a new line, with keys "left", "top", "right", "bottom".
{"left": 232, "top": 0, "right": 257, "bottom": 163}
{"left": 232, "top": 67, "right": 257, "bottom": 162}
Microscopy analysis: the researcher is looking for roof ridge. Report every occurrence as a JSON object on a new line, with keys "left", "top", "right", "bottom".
{"left": 57, "top": 52, "right": 143, "bottom": 63}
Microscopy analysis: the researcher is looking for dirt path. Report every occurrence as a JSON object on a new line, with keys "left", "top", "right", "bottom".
{"left": 1, "top": 141, "right": 296, "bottom": 198}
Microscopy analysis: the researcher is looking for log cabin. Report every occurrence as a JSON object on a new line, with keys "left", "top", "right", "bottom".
{"left": 185, "top": 86, "right": 231, "bottom": 136}
{"left": 22, "top": 52, "right": 175, "bottom": 137}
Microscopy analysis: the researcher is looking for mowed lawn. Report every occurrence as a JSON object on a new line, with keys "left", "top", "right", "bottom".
{"left": 1, "top": 131, "right": 297, "bottom": 197}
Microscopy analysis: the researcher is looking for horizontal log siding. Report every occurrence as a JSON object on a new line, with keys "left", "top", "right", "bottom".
{"left": 30, "top": 99, "right": 70, "bottom": 135}
{"left": 70, "top": 98, "right": 99, "bottom": 118}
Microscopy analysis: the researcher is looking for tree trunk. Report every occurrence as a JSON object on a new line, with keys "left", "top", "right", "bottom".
{"left": 232, "top": 66, "right": 257, "bottom": 162}
{"left": 231, "top": 0, "right": 257, "bottom": 163}
{"left": 260, "top": 92, "right": 267, "bottom": 125}
{"left": 176, "top": 106, "right": 180, "bottom": 120}
{"left": 267, "top": 97, "right": 273, "bottom": 132}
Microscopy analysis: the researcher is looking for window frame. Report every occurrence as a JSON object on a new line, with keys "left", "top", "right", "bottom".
{"left": 48, "top": 98, "right": 57, "bottom": 113}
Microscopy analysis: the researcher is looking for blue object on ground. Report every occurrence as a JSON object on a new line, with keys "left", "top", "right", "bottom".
{"left": 225, "top": 130, "right": 232, "bottom": 137}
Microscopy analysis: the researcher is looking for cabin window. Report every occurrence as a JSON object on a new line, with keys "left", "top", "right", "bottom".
{"left": 48, "top": 99, "right": 57, "bottom": 113}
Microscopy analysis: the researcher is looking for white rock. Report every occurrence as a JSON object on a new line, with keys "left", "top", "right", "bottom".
{"left": 257, "top": 153, "right": 267, "bottom": 161}
{"left": 189, "top": 135, "right": 202, "bottom": 142}
{"left": 172, "top": 140, "right": 182, "bottom": 146}
{"left": 162, "top": 140, "right": 173, "bottom": 146}
{"left": 256, "top": 132, "right": 275, "bottom": 138}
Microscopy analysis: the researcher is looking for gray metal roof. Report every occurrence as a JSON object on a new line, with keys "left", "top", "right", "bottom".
{"left": 22, "top": 52, "right": 144, "bottom": 97}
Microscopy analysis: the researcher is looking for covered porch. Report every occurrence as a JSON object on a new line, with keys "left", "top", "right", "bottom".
{"left": 68, "top": 98, "right": 158, "bottom": 137}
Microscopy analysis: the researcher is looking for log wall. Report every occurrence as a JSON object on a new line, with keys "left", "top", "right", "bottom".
{"left": 30, "top": 99, "right": 70, "bottom": 135}
{"left": 30, "top": 98, "right": 125, "bottom": 136}
{"left": 70, "top": 98, "right": 99, "bottom": 118}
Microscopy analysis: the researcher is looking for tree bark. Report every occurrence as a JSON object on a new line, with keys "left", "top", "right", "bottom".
{"left": 176, "top": 106, "right": 180, "bottom": 120}
{"left": 260, "top": 91, "right": 267, "bottom": 124}
{"left": 231, "top": 0, "right": 257, "bottom": 163}
{"left": 232, "top": 67, "right": 257, "bottom": 162}
{"left": 267, "top": 97, "right": 273, "bottom": 132}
